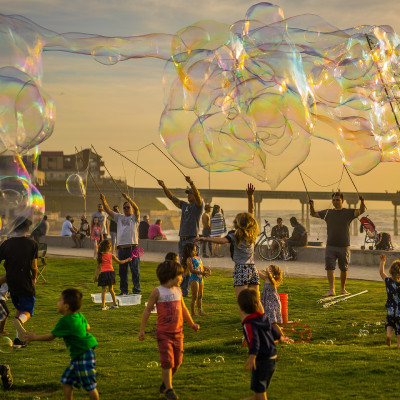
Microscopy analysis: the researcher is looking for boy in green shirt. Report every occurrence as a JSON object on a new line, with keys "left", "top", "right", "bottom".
{"left": 26, "top": 288, "right": 99, "bottom": 400}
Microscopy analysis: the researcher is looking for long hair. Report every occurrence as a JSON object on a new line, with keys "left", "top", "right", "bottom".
{"left": 234, "top": 212, "right": 259, "bottom": 246}
{"left": 211, "top": 205, "right": 220, "bottom": 217}
{"left": 97, "top": 239, "right": 112, "bottom": 265}
{"left": 181, "top": 242, "right": 196, "bottom": 275}
{"left": 389, "top": 260, "right": 400, "bottom": 281}
{"left": 268, "top": 264, "right": 283, "bottom": 286}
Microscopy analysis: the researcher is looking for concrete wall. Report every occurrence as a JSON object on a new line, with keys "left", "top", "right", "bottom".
{"left": 40, "top": 235, "right": 400, "bottom": 266}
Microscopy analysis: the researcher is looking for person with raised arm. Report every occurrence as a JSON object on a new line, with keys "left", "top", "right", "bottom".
{"left": 309, "top": 192, "right": 366, "bottom": 297}
{"left": 100, "top": 192, "right": 141, "bottom": 296}
{"left": 157, "top": 176, "right": 204, "bottom": 297}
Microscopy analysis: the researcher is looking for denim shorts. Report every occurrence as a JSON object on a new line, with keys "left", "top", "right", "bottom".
{"left": 10, "top": 295, "right": 35, "bottom": 316}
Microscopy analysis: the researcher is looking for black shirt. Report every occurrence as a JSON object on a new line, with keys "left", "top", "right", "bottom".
{"left": 138, "top": 221, "right": 150, "bottom": 239}
{"left": 0, "top": 236, "right": 38, "bottom": 297}
{"left": 318, "top": 208, "right": 356, "bottom": 247}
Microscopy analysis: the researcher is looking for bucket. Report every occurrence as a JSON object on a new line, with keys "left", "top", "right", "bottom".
{"left": 279, "top": 293, "right": 288, "bottom": 323}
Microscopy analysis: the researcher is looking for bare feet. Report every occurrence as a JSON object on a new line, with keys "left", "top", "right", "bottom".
{"left": 323, "top": 291, "right": 335, "bottom": 297}
{"left": 386, "top": 336, "right": 391, "bottom": 346}
{"left": 341, "top": 290, "right": 350, "bottom": 295}
{"left": 198, "top": 311, "right": 208, "bottom": 316}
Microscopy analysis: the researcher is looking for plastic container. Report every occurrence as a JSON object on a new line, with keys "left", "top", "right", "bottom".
{"left": 117, "top": 294, "right": 142, "bottom": 306}
{"left": 91, "top": 293, "right": 113, "bottom": 303}
{"left": 279, "top": 293, "right": 288, "bottom": 323}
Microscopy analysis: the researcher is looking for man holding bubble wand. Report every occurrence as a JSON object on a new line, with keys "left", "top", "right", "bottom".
{"left": 100, "top": 191, "right": 141, "bottom": 296}
{"left": 158, "top": 176, "right": 204, "bottom": 297}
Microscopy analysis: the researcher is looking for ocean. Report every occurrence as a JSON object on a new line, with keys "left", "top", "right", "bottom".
{"left": 163, "top": 209, "right": 400, "bottom": 249}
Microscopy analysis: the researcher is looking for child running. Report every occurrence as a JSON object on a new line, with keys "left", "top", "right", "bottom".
{"left": 94, "top": 239, "right": 132, "bottom": 311}
{"left": 379, "top": 254, "right": 400, "bottom": 348}
{"left": 181, "top": 242, "right": 211, "bottom": 316}
{"left": 197, "top": 184, "right": 262, "bottom": 318}
{"left": 91, "top": 217, "right": 102, "bottom": 259}
{"left": 26, "top": 288, "right": 99, "bottom": 400}
{"left": 238, "top": 289, "right": 283, "bottom": 400}
{"left": 258, "top": 265, "right": 283, "bottom": 325}
{"left": 139, "top": 260, "right": 199, "bottom": 400}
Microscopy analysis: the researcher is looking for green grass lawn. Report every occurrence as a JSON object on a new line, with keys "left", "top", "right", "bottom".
{"left": 0, "top": 258, "right": 395, "bottom": 399}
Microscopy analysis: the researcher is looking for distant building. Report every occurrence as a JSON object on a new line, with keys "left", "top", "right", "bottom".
{"left": 39, "top": 148, "right": 105, "bottom": 182}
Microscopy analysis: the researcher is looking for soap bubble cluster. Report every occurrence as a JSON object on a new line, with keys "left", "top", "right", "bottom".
{"left": 1, "top": 2, "right": 400, "bottom": 201}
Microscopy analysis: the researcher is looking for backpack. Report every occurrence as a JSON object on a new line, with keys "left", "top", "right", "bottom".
{"left": 375, "top": 232, "right": 392, "bottom": 250}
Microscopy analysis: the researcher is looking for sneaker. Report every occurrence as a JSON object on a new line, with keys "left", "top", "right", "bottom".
{"left": 0, "top": 364, "right": 13, "bottom": 390}
{"left": 12, "top": 318, "right": 26, "bottom": 340}
{"left": 159, "top": 382, "right": 166, "bottom": 394}
{"left": 101, "top": 306, "right": 109, "bottom": 311}
{"left": 110, "top": 304, "right": 119, "bottom": 309}
{"left": 164, "top": 388, "right": 179, "bottom": 399}
{"left": 12, "top": 338, "right": 26, "bottom": 349}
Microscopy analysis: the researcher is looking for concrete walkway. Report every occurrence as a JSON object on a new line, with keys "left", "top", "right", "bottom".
{"left": 47, "top": 245, "right": 382, "bottom": 282}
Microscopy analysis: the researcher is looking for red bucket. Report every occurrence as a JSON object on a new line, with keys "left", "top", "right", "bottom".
{"left": 279, "top": 293, "right": 288, "bottom": 323}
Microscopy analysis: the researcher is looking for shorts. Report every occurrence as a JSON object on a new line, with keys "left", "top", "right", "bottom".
{"left": 233, "top": 264, "right": 260, "bottom": 287}
{"left": 386, "top": 315, "right": 400, "bottom": 335}
{"left": 251, "top": 357, "right": 276, "bottom": 393}
{"left": 10, "top": 295, "right": 35, "bottom": 316}
{"left": 0, "top": 299, "right": 9, "bottom": 321}
{"left": 156, "top": 331, "right": 184, "bottom": 369}
{"left": 325, "top": 246, "right": 350, "bottom": 272}
{"left": 61, "top": 349, "right": 97, "bottom": 391}
{"left": 110, "top": 232, "right": 117, "bottom": 248}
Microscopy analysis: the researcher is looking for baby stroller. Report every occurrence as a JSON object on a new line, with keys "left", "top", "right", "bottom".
{"left": 359, "top": 216, "right": 378, "bottom": 250}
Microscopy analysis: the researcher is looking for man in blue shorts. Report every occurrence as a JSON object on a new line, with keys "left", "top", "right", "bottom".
{"left": 0, "top": 218, "right": 38, "bottom": 348}
{"left": 309, "top": 192, "right": 365, "bottom": 296}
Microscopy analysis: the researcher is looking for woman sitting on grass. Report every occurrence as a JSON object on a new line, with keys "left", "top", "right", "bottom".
{"left": 379, "top": 254, "right": 400, "bottom": 348}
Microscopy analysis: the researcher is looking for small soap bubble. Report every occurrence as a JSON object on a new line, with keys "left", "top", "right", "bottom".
{"left": 320, "top": 341, "right": 326, "bottom": 345}
{"left": 203, "top": 357, "right": 211, "bottom": 364}
{"left": 352, "top": 322, "right": 358, "bottom": 327}
{"left": 0, "top": 336, "right": 13, "bottom": 353}
{"left": 147, "top": 361, "right": 159, "bottom": 368}
{"left": 215, "top": 356, "right": 225, "bottom": 363}
{"left": 326, "top": 339, "right": 334, "bottom": 345}
{"left": 375, "top": 321, "right": 381, "bottom": 326}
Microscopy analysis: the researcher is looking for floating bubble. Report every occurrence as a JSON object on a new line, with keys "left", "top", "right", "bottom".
{"left": 320, "top": 341, "right": 326, "bottom": 345}
{"left": 325, "top": 339, "right": 334, "bottom": 345}
{"left": 146, "top": 361, "right": 159, "bottom": 368}
{"left": 66, "top": 174, "right": 86, "bottom": 197}
{"left": 215, "top": 356, "right": 225, "bottom": 363}
{"left": 352, "top": 322, "right": 358, "bottom": 327}
{"left": 358, "top": 329, "right": 370, "bottom": 337}
{"left": 1, "top": 4, "right": 400, "bottom": 189}
{"left": 0, "top": 336, "right": 13, "bottom": 353}
{"left": 203, "top": 357, "right": 211, "bottom": 364}
{"left": 375, "top": 321, "right": 381, "bottom": 326}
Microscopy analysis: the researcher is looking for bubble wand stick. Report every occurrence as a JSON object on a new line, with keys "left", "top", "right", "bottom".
{"left": 342, "top": 163, "right": 367, "bottom": 210}
{"left": 297, "top": 167, "right": 311, "bottom": 202}
{"left": 151, "top": 142, "right": 186, "bottom": 178}
{"left": 74, "top": 147, "right": 102, "bottom": 193}
{"left": 109, "top": 147, "right": 159, "bottom": 181}
{"left": 91, "top": 144, "right": 124, "bottom": 196}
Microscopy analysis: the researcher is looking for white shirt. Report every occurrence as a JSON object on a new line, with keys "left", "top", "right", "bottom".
{"left": 112, "top": 212, "right": 139, "bottom": 246}
{"left": 61, "top": 220, "right": 73, "bottom": 236}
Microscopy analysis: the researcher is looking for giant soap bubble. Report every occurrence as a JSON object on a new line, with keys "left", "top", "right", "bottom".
{"left": 1, "top": 3, "right": 400, "bottom": 189}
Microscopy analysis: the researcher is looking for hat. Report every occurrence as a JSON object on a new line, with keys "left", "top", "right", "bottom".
{"left": 185, "top": 187, "right": 193, "bottom": 194}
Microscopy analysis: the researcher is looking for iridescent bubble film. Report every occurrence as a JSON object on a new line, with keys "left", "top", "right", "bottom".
{"left": 1, "top": 3, "right": 400, "bottom": 189}
{"left": 66, "top": 174, "right": 86, "bottom": 197}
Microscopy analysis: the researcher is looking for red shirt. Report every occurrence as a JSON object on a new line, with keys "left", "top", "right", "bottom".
{"left": 156, "top": 286, "right": 183, "bottom": 333}
{"left": 101, "top": 253, "right": 114, "bottom": 272}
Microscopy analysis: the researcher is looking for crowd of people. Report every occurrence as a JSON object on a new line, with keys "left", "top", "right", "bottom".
{"left": 0, "top": 179, "right": 383, "bottom": 400}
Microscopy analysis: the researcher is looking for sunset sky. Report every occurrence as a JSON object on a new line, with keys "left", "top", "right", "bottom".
{"left": 2, "top": 0, "right": 400, "bottom": 209}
